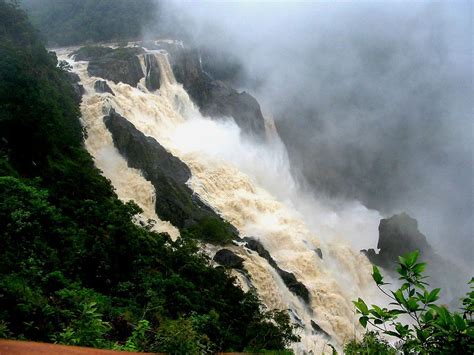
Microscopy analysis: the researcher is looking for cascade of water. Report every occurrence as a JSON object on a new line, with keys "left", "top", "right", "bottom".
{"left": 59, "top": 48, "right": 383, "bottom": 353}
{"left": 57, "top": 49, "right": 180, "bottom": 239}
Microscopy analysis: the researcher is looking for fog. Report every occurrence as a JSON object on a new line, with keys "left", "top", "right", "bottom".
{"left": 150, "top": 0, "right": 473, "bottom": 268}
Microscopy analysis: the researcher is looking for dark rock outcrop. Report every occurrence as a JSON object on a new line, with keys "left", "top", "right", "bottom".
{"left": 72, "top": 46, "right": 114, "bottom": 61}
{"left": 243, "top": 237, "right": 310, "bottom": 303}
{"left": 85, "top": 47, "right": 145, "bottom": 86}
{"left": 362, "top": 213, "right": 432, "bottom": 269}
{"left": 315, "top": 248, "right": 323, "bottom": 259}
{"left": 311, "top": 320, "right": 331, "bottom": 338}
{"left": 103, "top": 109, "right": 238, "bottom": 243}
{"left": 213, "top": 249, "right": 244, "bottom": 269}
{"left": 144, "top": 53, "right": 161, "bottom": 91}
{"left": 65, "top": 71, "right": 84, "bottom": 103}
{"left": 94, "top": 80, "right": 114, "bottom": 95}
{"left": 170, "top": 48, "right": 266, "bottom": 139}
{"left": 362, "top": 212, "right": 469, "bottom": 307}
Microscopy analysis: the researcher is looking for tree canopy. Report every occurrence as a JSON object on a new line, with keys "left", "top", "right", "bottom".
{"left": 20, "top": 0, "right": 158, "bottom": 46}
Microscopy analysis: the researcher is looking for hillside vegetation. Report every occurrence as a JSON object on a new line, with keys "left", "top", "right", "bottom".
{"left": 0, "top": 1, "right": 298, "bottom": 352}
{"left": 20, "top": 0, "right": 157, "bottom": 46}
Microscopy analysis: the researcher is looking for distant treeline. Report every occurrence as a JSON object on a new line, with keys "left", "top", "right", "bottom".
{"left": 20, "top": 0, "right": 158, "bottom": 46}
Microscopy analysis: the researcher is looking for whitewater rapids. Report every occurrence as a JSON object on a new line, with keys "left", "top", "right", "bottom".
{"left": 57, "top": 46, "right": 383, "bottom": 354}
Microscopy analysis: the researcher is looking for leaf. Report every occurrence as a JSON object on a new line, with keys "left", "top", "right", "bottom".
{"left": 393, "top": 289, "right": 407, "bottom": 307}
{"left": 385, "top": 330, "right": 402, "bottom": 338}
{"left": 372, "top": 265, "right": 385, "bottom": 285}
{"left": 412, "top": 262, "right": 426, "bottom": 274}
{"left": 353, "top": 298, "right": 369, "bottom": 315}
{"left": 453, "top": 314, "right": 466, "bottom": 331}
{"left": 405, "top": 250, "right": 419, "bottom": 267}
{"left": 416, "top": 328, "right": 427, "bottom": 341}
{"left": 359, "top": 316, "right": 368, "bottom": 328}
{"left": 371, "top": 304, "right": 384, "bottom": 317}
{"left": 422, "top": 310, "right": 434, "bottom": 323}
{"left": 398, "top": 255, "right": 407, "bottom": 267}
{"left": 427, "top": 288, "right": 441, "bottom": 303}
{"left": 407, "top": 297, "right": 419, "bottom": 312}
{"left": 389, "top": 309, "right": 406, "bottom": 316}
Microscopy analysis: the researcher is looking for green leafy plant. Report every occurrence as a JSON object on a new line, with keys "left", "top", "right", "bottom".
{"left": 353, "top": 251, "right": 473, "bottom": 353}
{"left": 113, "top": 319, "right": 151, "bottom": 352}
{"left": 54, "top": 302, "right": 111, "bottom": 348}
{"left": 344, "top": 331, "right": 396, "bottom": 354}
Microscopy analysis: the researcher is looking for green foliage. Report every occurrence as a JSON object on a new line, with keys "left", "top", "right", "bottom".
{"left": 54, "top": 302, "right": 111, "bottom": 348}
{"left": 0, "top": 2, "right": 298, "bottom": 353}
{"left": 344, "top": 331, "right": 396, "bottom": 355}
{"left": 113, "top": 320, "right": 151, "bottom": 352}
{"left": 352, "top": 251, "right": 474, "bottom": 354}
{"left": 21, "top": 0, "right": 158, "bottom": 46}
{"left": 72, "top": 45, "right": 114, "bottom": 61}
{"left": 154, "top": 317, "right": 202, "bottom": 354}
{"left": 184, "top": 216, "right": 236, "bottom": 245}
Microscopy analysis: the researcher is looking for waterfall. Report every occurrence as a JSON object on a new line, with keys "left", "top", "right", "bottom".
{"left": 58, "top": 48, "right": 383, "bottom": 353}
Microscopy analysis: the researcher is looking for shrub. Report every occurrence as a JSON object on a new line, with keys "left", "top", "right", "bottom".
{"left": 352, "top": 251, "right": 473, "bottom": 353}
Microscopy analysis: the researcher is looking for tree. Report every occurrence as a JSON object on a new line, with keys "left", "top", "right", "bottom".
{"left": 352, "top": 250, "right": 473, "bottom": 353}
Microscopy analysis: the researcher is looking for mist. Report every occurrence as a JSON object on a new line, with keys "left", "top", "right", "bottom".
{"left": 150, "top": 0, "right": 473, "bottom": 267}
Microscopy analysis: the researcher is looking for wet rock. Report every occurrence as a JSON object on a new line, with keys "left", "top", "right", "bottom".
{"left": 170, "top": 48, "right": 266, "bottom": 139}
{"left": 84, "top": 47, "right": 145, "bottom": 86}
{"left": 103, "top": 109, "right": 238, "bottom": 244}
{"left": 315, "top": 248, "right": 323, "bottom": 259}
{"left": 213, "top": 249, "right": 244, "bottom": 269}
{"left": 362, "top": 213, "right": 432, "bottom": 269}
{"left": 94, "top": 80, "right": 114, "bottom": 95}
{"left": 311, "top": 320, "right": 331, "bottom": 338}
{"left": 65, "top": 71, "right": 84, "bottom": 103}
{"left": 72, "top": 46, "right": 114, "bottom": 61}
{"left": 243, "top": 237, "right": 310, "bottom": 303}
{"left": 362, "top": 212, "right": 469, "bottom": 307}
{"left": 144, "top": 53, "right": 161, "bottom": 91}
{"left": 278, "top": 269, "right": 311, "bottom": 303}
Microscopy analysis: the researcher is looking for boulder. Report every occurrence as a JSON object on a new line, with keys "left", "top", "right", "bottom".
{"left": 144, "top": 53, "right": 161, "bottom": 91}
{"left": 213, "top": 249, "right": 244, "bottom": 269}
{"left": 83, "top": 47, "right": 145, "bottom": 87}
{"left": 72, "top": 46, "right": 114, "bottom": 61}
{"left": 65, "top": 71, "right": 84, "bottom": 103}
{"left": 94, "top": 80, "right": 114, "bottom": 95}
{"left": 362, "top": 212, "right": 469, "bottom": 307}
{"left": 310, "top": 320, "right": 331, "bottom": 338}
{"left": 362, "top": 213, "right": 432, "bottom": 269}
{"left": 314, "top": 248, "right": 323, "bottom": 259}
{"left": 243, "top": 237, "right": 310, "bottom": 303}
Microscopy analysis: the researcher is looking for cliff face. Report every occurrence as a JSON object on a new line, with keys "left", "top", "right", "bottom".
{"left": 362, "top": 213, "right": 468, "bottom": 306}
{"left": 363, "top": 213, "right": 432, "bottom": 268}
{"left": 74, "top": 47, "right": 145, "bottom": 86}
{"left": 170, "top": 48, "right": 267, "bottom": 139}
{"left": 104, "top": 109, "right": 238, "bottom": 244}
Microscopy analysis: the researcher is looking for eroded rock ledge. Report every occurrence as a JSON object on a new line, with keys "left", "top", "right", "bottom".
{"left": 74, "top": 46, "right": 145, "bottom": 86}
{"left": 243, "top": 237, "right": 310, "bottom": 304}
{"left": 362, "top": 212, "right": 469, "bottom": 306}
{"left": 103, "top": 109, "right": 238, "bottom": 244}
{"left": 171, "top": 48, "right": 267, "bottom": 139}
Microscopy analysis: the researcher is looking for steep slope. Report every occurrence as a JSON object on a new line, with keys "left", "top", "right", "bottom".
{"left": 0, "top": 2, "right": 297, "bottom": 352}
